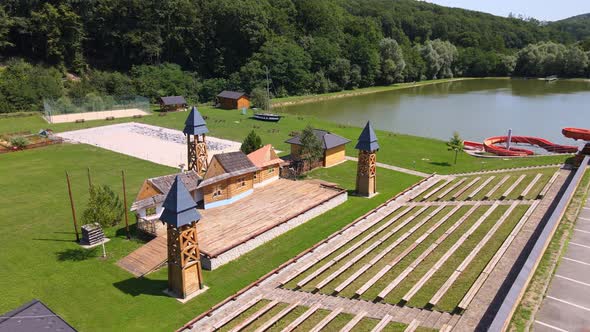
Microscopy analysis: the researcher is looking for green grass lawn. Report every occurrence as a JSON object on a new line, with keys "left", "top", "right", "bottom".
{"left": 0, "top": 107, "right": 568, "bottom": 175}
{"left": 0, "top": 145, "right": 419, "bottom": 331}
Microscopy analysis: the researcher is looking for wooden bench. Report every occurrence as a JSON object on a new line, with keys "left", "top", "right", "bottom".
{"left": 519, "top": 173, "right": 542, "bottom": 199}
{"left": 436, "top": 178, "right": 467, "bottom": 201}
{"left": 483, "top": 175, "right": 510, "bottom": 200}
{"left": 371, "top": 314, "right": 393, "bottom": 332}
{"left": 229, "top": 300, "right": 279, "bottom": 332}
{"left": 409, "top": 178, "right": 444, "bottom": 201}
{"left": 452, "top": 177, "right": 481, "bottom": 200}
{"left": 282, "top": 303, "right": 321, "bottom": 332}
{"left": 309, "top": 308, "right": 343, "bottom": 332}
{"left": 212, "top": 295, "right": 262, "bottom": 330}
{"left": 404, "top": 319, "right": 421, "bottom": 332}
{"left": 340, "top": 311, "right": 367, "bottom": 332}
{"left": 295, "top": 206, "right": 413, "bottom": 287}
{"left": 421, "top": 179, "right": 453, "bottom": 201}
{"left": 539, "top": 171, "right": 560, "bottom": 198}
{"left": 500, "top": 174, "right": 526, "bottom": 199}
{"left": 466, "top": 176, "right": 495, "bottom": 200}
{"left": 315, "top": 206, "right": 435, "bottom": 290}
{"left": 378, "top": 204, "right": 480, "bottom": 299}
{"left": 428, "top": 202, "right": 519, "bottom": 305}
{"left": 253, "top": 302, "right": 300, "bottom": 332}
{"left": 401, "top": 203, "right": 499, "bottom": 302}
{"left": 458, "top": 201, "right": 540, "bottom": 309}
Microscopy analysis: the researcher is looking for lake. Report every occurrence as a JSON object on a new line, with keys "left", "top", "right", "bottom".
{"left": 282, "top": 79, "right": 590, "bottom": 145}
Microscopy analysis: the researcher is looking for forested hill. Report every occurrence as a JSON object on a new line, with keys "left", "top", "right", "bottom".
{"left": 549, "top": 13, "right": 590, "bottom": 42}
{"left": 0, "top": 0, "right": 589, "bottom": 113}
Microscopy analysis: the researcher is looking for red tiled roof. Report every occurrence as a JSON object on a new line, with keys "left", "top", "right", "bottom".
{"left": 247, "top": 144, "right": 283, "bottom": 168}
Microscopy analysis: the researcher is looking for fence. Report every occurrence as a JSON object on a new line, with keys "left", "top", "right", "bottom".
{"left": 43, "top": 95, "right": 150, "bottom": 123}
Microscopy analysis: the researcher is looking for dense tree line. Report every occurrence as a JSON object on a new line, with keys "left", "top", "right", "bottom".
{"left": 0, "top": 0, "right": 589, "bottom": 113}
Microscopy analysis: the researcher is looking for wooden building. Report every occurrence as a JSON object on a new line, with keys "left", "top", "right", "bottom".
{"left": 159, "top": 175, "right": 204, "bottom": 299}
{"left": 355, "top": 121, "right": 379, "bottom": 197}
{"left": 159, "top": 96, "right": 188, "bottom": 112}
{"left": 247, "top": 144, "right": 284, "bottom": 188}
{"left": 286, "top": 129, "right": 350, "bottom": 167}
{"left": 197, "top": 151, "right": 260, "bottom": 209}
{"left": 216, "top": 91, "right": 250, "bottom": 110}
{"left": 131, "top": 171, "right": 201, "bottom": 236}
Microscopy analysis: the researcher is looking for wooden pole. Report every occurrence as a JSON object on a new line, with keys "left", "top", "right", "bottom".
{"left": 122, "top": 170, "right": 130, "bottom": 240}
{"left": 87, "top": 167, "right": 92, "bottom": 190}
{"left": 66, "top": 171, "right": 80, "bottom": 242}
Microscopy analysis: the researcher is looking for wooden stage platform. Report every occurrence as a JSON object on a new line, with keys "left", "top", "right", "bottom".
{"left": 117, "top": 179, "right": 346, "bottom": 275}
{"left": 198, "top": 179, "right": 344, "bottom": 258}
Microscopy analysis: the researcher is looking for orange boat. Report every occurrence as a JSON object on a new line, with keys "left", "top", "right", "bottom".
{"left": 562, "top": 127, "right": 590, "bottom": 141}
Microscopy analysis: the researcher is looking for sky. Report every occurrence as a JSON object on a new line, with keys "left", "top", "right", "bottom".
{"left": 425, "top": 0, "right": 590, "bottom": 21}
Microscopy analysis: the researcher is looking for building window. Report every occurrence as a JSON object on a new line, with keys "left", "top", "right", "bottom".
{"left": 268, "top": 167, "right": 274, "bottom": 174}
{"left": 212, "top": 186, "right": 223, "bottom": 197}
{"left": 146, "top": 206, "right": 157, "bottom": 216}
{"left": 238, "top": 177, "right": 246, "bottom": 187}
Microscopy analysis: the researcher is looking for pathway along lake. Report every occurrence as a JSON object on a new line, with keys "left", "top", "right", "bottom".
{"left": 282, "top": 79, "right": 590, "bottom": 145}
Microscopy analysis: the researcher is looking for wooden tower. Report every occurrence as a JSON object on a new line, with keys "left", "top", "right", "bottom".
{"left": 183, "top": 106, "right": 209, "bottom": 176}
{"left": 160, "top": 175, "right": 204, "bottom": 299}
{"left": 355, "top": 121, "right": 379, "bottom": 197}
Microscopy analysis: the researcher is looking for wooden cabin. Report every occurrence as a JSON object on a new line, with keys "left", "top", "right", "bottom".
{"left": 158, "top": 96, "right": 188, "bottom": 112}
{"left": 247, "top": 144, "right": 284, "bottom": 188}
{"left": 286, "top": 129, "right": 350, "bottom": 167}
{"left": 216, "top": 91, "right": 250, "bottom": 110}
{"left": 131, "top": 170, "right": 201, "bottom": 236}
{"left": 197, "top": 151, "right": 260, "bottom": 209}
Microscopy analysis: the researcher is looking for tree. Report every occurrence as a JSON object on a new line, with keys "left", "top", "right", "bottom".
{"left": 240, "top": 130, "right": 262, "bottom": 155}
{"left": 379, "top": 38, "right": 406, "bottom": 84}
{"left": 81, "top": 185, "right": 124, "bottom": 228}
{"left": 447, "top": 131, "right": 464, "bottom": 165}
{"left": 299, "top": 125, "right": 324, "bottom": 167}
{"left": 249, "top": 87, "right": 270, "bottom": 110}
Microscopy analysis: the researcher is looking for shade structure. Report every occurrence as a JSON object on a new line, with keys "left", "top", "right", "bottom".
{"left": 183, "top": 106, "right": 209, "bottom": 136}
{"left": 355, "top": 121, "right": 379, "bottom": 151}
{"left": 160, "top": 175, "right": 201, "bottom": 228}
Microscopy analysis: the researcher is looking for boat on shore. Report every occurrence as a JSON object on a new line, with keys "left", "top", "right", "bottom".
{"left": 253, "top": 113, "right": 281, "bottom": 122}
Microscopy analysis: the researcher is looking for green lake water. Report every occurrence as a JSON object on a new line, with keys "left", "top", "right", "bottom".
{"left": 282, "top": 79, "right": 590, "bottom": 145}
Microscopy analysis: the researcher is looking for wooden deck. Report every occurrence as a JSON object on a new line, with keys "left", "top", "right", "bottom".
{"left": 197, "top": 179, "right": 344, "bottom": 257}
{"left": 116, "top": 235, "right": 167, "bottom": 277}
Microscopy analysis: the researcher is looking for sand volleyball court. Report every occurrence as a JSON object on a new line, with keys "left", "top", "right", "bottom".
{"left": 57, "top": 123, "right": 241, "bottom": 168}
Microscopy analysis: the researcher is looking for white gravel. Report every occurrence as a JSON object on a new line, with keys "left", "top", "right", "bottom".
{"left": 57, "top": 122, "right": 241, "bottom": 169}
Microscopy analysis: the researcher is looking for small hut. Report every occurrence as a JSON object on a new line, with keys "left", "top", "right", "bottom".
{"left": 286, "top": 129, "right": 350, "bottom": 168}
{"left": 216, "top": 91, "right": 250, "bottom": 110}
{"left": 159, "top": 96, "right": 188, "bottom": 112}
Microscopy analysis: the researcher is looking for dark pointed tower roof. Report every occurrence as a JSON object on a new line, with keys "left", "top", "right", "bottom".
{"left": 355, "top": 121, "right": 379, "bottom": 151}
{"left": 160, "top": 175, "right": 201, "bottom": 228}
{"left": 183, "top": 106, "right": 209, "bottom": 135}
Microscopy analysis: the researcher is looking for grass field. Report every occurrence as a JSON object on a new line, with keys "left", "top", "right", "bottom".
{"left": 0, "top": 107, "right": 569, "bottom": 175}
{"left": 0, "top": 145, "right": 419, "bottom": 331}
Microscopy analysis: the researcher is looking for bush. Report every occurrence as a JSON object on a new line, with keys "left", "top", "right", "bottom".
{"left": 9, "top": 136, "right": 29, "bottom": 149}
{"left": 240, "top": 130, "right": 262, "bottom": 155}
{"left": 81, "top": 185, "right": 124, "bottom": 228}
{"left": 249, "top": 87, "right": 270, "bottom": 110}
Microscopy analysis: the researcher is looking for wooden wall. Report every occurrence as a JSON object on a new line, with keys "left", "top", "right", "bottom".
{"left": 254, "top": 165, "right": 279, "bottom": 184}
{"left": 135, "top": 181, "right": 161, "bottom": 201}
{"left": 202, "top": 173, "right": 254, "bottom": 205}
{"left": 324, "top": 145, "right": 346, "bottom": 167}
{"left": 218, "top": 97, "right": 250, "bottom": 110}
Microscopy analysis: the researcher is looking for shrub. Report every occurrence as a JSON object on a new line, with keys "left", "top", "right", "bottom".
{"left": 10, "top": 136, "right": 29, "bottom": 149}
{"left": 81, "top": 185, "right": 123, "bottom": 228}
{"left": 240, "top": 130, "right": 262, "bottom": 155}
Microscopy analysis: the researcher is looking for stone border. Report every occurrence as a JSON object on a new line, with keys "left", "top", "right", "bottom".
{"left": 202, "top": 191, "right": 348, "bottom": 270}
{"left": 488, "top": 156, "right": 589, "bottom": 331}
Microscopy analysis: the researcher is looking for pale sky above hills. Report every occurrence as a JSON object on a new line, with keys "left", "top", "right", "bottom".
{"left": 425, "top": 0, "right": 590, "bottom": 21}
